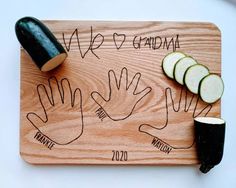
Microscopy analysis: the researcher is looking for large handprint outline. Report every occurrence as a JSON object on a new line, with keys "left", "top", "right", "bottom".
{"left": 91, "top": 67, "right": 152, "bottom": 121}
{"left": 26, "top": 76, "right": 84, "bottom": 145}
{"left": 139, "top": 86, "right": 212, "bottom": 149}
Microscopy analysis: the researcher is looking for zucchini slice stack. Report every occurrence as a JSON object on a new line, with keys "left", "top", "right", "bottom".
{"left": 162, "top": 52, "right": 224, "bottom": 104}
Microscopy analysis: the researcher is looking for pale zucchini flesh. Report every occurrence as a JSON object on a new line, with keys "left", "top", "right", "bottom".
{"left": 199, "top": 74, "right": 224, "bottom": 103}
{"left": 174, "top": 56, "right": 198, "bottom": 85}
{"left": 162, "top": 52, "right": 186, "bottom": 79}
{"left": 184, "top": 64, "right": 209, "bottom": 94}
{"left": 194, "top": 117, "right": 225, "bottom": 124}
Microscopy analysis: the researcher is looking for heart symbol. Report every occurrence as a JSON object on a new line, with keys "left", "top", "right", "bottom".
{"left": 113, "top": 33, "right": 126, "bottom": 50}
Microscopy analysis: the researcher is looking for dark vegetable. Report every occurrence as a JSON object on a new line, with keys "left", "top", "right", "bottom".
{"left": 194, "top": 117, "right": 225, "bottom": 173}
{"left": 15, "top": 16, "right": 67, "bottom": 72}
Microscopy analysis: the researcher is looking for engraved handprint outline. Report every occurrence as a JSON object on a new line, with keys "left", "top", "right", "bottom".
{"left": 91, "top": 67, "right": 152, "bottom": 121}
{"left": 26, "top": 77, "right": 84, "bottom": 145}
{"left": 139, "top": 86, "right": 212, "bottom": 149}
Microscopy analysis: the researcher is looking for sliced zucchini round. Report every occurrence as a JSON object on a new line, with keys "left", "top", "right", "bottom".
{"left": 184, "top": 64, "right": 209, "bottom": 94}
{"left": 162, "top": 52, "right": 186, "bottom": 79}
{"left": 174, "top": 56, "right": 198, "bottom": 85}
{"left": 199, "top": 74, "right": 224, "bottom": 103}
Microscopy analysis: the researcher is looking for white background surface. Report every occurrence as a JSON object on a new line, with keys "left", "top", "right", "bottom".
{"left": 0, "top": 0, "right": 236, "bottom": 187}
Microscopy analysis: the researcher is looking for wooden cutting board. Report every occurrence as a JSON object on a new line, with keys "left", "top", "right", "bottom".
{"left": 20, "top": 21, "right": 221, "bottom": 165}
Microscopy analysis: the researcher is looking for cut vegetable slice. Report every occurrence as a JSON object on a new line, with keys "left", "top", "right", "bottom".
{"left": 184, "top": 64, "right": 209, "bottom": 94}
{"left": 174, "top": 56, "right": 198, "bottom": 85}
{"left": 199, "top": 74, "right": 224, "bottom": 103}
{"left": 162, "top": 52, "right": 186, "bottom": 79}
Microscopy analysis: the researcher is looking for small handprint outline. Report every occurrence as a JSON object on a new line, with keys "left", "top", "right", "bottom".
{"left": 139, "top": 86, "right": 212, "bottom": 149}
{"left": 26, "top": 76, "right": 84, "bottom": 145}
{"left": 91, "top": 67, "right": 152, "bottom": 121}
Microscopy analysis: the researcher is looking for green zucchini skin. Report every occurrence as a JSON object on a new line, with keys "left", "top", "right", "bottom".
{"left": 195, "top": 119, "right": 225, "bottom": 173}
{"left": 15, "top": 17, "right": 67, "bottom": 70}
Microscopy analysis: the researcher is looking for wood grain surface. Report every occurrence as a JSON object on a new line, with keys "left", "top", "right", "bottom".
{"left": 20, "top": 21, "right": 221, "bottom": 165}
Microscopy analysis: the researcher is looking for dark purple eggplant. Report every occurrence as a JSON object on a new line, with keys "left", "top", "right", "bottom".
{"left": 194, "top": 117, "right": 225, "bottom": 173}
{"left": 15, "top": 17, "right": 67, "bottom": 72}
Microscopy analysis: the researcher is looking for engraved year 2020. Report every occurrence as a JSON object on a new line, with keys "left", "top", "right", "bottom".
{"left": 112, "top": 150, "right": 128, "bottom": 161}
